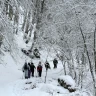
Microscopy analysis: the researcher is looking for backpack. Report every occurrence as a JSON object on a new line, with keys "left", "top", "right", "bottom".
{"left": 30, "top": 64, "right": 35, "bottom": 70}
{"left": 24, "top": 64, "right": 28, "bottom": 70}
{"left": 37, "top": 65, "right": 42, "bottom": 71}
{"left": 53, "top": 59, "right": 58, "bottom": 64}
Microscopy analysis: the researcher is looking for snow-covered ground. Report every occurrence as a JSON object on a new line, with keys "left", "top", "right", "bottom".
{"left": 0, "top": 33, "right": 91, "bottom": 96}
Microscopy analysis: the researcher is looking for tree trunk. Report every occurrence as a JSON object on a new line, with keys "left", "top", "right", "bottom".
{"left": 22, "top": 11, "right": 27, "bottom": 31}
{"left": 61, "top": 61, "right": 66, "bottom": 75}
{"left": 75, "top": 10, "right": 95, "bottom": 95}
{"left": 30, "top": 0, "right": 44, "bottom": 50}
{"left": 5, "top": 0, "right": 9, "bottom": 15}
{"left": 94, "top": 25, "right": 96, "bottom": 73}
{"left": 30, "top": 29, "right": 37, "bottom": 51}
{"left": 9, "top": 5, "right": 13, "bottom": 20}
{"left": 79, "top": 21, "right": 96, "bottom": 96}
{"left": 41, "top": 0, "right": 45, "bottom": 13}
{"left": 63, "top": 61, "right": 66, "bottom": 75}
{"left": 93, "top": 25, "right": 96, "bottom": 96}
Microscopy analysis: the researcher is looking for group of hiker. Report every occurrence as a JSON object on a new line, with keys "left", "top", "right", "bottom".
{"left": 22, "top": 61, "right": 42, "bottom": 79}
{"left": 22, "top": 58, "right": 58, "bottom": 79}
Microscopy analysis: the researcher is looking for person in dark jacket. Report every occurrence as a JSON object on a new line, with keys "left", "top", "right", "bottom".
{"left": 30, "top": 62, "right": 36, "bottom": 77}
{"left": 22, "top": 62, "right": 30, "bottom": 79}
{"left": 28, "top": 63, "right": 31, "bottom": 78}
{"left": 45, "top": 61, "right": 50, "bottom": 70}
{"left": 37, "top": 62, "right": 42, "bottom": 77}
{"left": 53, "top": 58, "right": 58, "bottom": 68}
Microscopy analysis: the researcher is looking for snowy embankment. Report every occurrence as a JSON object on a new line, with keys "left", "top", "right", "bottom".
{"left": 58, "top": 75, "right": 76, "bottom": 88}
{"left": 0, "top": 33, "right": 91, "bottom": 96}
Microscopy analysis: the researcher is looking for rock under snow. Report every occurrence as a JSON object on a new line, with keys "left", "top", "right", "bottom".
{"left": 58, "top": 75, "right": 76, "bottom": 92}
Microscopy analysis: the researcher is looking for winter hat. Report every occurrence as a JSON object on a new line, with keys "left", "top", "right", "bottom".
{"left": 28, "top": 62, "right": 30, "bottom": 65}
{"left": 31, "top": 62, "right": 33, "bottom": 65}
{"left": 38, "top": 61, "right": 41, "bottom": 65}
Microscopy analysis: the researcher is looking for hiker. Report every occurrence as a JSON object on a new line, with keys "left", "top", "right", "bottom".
{"left": 37, "top": 61, "right": 42, "bottom": 77}
{"left": 33, "top": 48, "right": 40, "bottom": 58}
{"left": 30, "top": 62, "right": 36, "bottom": 77}
{"left": 53, "top": 58, "right": 58, "bottom": 68}
{"left": 45, "top": 61, "right": 50, "bottom": 70}
{"left": 28, "top": 62, "right": 31, "bottom": 78}
{"left": 22, "top": 62, "right": 30, "bottom": 79}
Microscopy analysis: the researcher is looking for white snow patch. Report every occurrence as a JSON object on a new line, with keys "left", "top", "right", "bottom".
{"left": 59, "top": 75, "right": 76, "bottom": 88}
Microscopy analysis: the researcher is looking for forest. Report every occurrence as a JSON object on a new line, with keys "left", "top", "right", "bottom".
{"left": 0, "top": 0, "right": 96, "bottom": 96}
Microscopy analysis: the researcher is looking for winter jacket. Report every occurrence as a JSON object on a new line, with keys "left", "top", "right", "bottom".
{"left": 53, "top": 59, "right": 58, "bottom": 64}
{"left": 37, "top": 65, "right": 42, "bottom": 72}
{"left": 30, "top": 64, "right": 36, "bottom": 72}
{"left": 22, "top": 63, "right": 30, "bottom": 78}
{"left": 45, "top": 62, "right": 50, "bottom": 70}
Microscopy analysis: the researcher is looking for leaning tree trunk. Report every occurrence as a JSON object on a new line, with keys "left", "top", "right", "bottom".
{"left": 62, "top": 61, "right": 66, "bottom": 75}
{"left": 22, "top": 12, "right": 27, "bottom": 31}
{"left": 24, "top": 11, "right": 31, "bottom": 34}
{"left": 14, "top": 8, "right": 19, "bottom": 34}
{"left": 9, "top": 5, "right": 13, "bottom": 20}
{"left": 30, "top": 29, "right": 37, "bottom": 50}
{"left": 79, "top": 20, "right": 95, "bottom": 96}
{"left": 75, "top": 9, "right": 96, "bottom": 96}
{"left": 93, "top": 25, "right": 96, "bottom": 96}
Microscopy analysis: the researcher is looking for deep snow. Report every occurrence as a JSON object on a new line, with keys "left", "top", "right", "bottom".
{"left": 0, "top": 33, "right": 91, "bottom": 96}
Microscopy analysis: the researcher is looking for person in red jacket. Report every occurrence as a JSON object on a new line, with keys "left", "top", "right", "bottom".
{"left": 37, "top": 61, "right": 42, "bottom": 77}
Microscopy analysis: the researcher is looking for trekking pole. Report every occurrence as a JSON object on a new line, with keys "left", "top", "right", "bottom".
{"left": 22, "top": 72, "right": 24, "bottom": 79}
{"left": 45, "top": 69, "right": 48, "bottom": 83}
{"left": 35, "top": 68, "right": 37, "bottom": 77}
{"left": 44, "top": 48, "right": 50, "bottom": 65}
{"left": 44, "top": 48, "right": 50, "bottom": 83}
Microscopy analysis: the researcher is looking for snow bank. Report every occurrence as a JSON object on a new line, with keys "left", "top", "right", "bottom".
{"left": 0, "top": 52, "right": 22, "bottom": 86}
{"left": 58, "top": 75, "right": 76, "bottom": 88}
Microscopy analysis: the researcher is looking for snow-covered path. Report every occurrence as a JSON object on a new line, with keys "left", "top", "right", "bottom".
{"left": 0, "top": 34, "right": 89, "bottom": 96}
{"left": 0, "top": 60, "right": 89, "bottom": 96}
{"left": 0, "top": 55, "right": 73, "bottom": 96}
{"left": 0, "top": 76, "right": 68, "bottom": 96}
